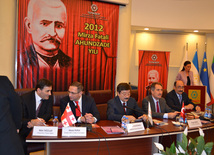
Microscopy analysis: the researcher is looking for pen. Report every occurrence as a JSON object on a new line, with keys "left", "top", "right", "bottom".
{"left": 37, "top": 117, "right": 46, "bottom": 126}
{"left": 110, "top": 128, "right": 113, "bottom": 133}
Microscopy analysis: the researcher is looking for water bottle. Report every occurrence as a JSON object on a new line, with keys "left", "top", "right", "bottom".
{"left": 121, "top": 116, "right": 129, "bottom": 130}
{"left": 204, "top": 108, "right": 208, "bottom": 118}
{"left": 53, "top": 116, "right": 59, "bottom": 126}
{"left": 208, "top": 108, "right": 212, "bottom": 119}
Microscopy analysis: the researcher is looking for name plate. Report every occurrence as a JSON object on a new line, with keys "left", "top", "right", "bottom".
{"left": 187, "top": 119, "right": 202, "bottom": 128}
{"left": 33, "top": 126, "right": 58, "bottom": 136}
{"left": 126, "top": 122, "right": 145, "bottom": 133}
{"left": 62, "top": 127, "right": 86, "bottom": 137}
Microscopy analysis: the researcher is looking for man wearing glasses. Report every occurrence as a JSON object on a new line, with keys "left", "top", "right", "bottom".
{"left": 107, "top": 82, "right": 147, "bottom": 122}
{"left": 60, "top": 82, "right": 100, "bottom": 123}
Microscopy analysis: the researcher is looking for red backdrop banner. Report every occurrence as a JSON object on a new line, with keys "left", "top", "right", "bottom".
{"left": 16, "top": 0, "right": 119, "bottom": 91}
{"left": 138, "top": 50, "right": 170, "bottom": 103}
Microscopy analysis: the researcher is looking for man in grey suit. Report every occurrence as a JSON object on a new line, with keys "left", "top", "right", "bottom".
{"left": 107, "top": 82, "right": 147, "bottom": 122}
{"left": 142, "top": 82, "right": 179, "bottom": 119}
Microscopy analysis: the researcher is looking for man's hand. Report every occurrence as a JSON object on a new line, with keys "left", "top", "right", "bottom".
{"left": 195, "top": 106, "right": 201, "bottom": 112}
{"left": 138, "top": 114, "right": 148, "bottom": 121}
{"left": 168, "top": 112, "right": 179, "bottom": 119}
{"left": 81, "top": 113, "right": 95, "bottom": 124}
{"left": 125, "top": 115, "right": 136, "bottom": 122}
{"left": 184, "top": 104, "right": 194, "bottom": 110}
{"left": 29, "top": 118, "right": 46, "bottom": 127}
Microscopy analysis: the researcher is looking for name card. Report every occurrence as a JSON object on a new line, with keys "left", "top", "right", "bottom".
{"left": 187, "top": 119, "right": 202, "bottom": 128}
{"left": 33, "top": 126, "right": 58, "bottom": 136}
{"left": 62, "top": 127, "right": 87, "bottom": 137}
{"left": 126, "top": 122, "right": 145, "bottom": 133}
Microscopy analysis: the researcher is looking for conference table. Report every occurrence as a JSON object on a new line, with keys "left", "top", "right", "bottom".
{"left": 26, "top": 119, "right": 214, "bottom": 155}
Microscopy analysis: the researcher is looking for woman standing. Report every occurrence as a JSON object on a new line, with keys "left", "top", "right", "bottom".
{"left": 176, "top": 61, "right": 194, "bottom": 85}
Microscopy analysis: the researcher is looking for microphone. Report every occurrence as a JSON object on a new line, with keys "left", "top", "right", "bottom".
{"left": 123, "top": 105, "right": 153, "bottom": 127}
{"left": 75, "top": 106, "right": 92, "bottom": 131}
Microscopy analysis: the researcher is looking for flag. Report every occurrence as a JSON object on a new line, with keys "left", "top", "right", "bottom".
{"left": 207, "top": 56, "right": 214, "bottom": 106}
{"left": 148, "top": 101, "right": 153, "bottom": 126}
{"left": 191, "top": 51, "right": 200, "bottom": 85}
{"left": 180, "top": 102, "right": 185, "bottom": 120}
{"left": 200, "top": 52, "right": 211, "bottom": 105}
{"left": 61, "top": 103, "right": 76, "bottom": 127}
{"left": 178, "top": 46, "right": 188, "bottom": 71}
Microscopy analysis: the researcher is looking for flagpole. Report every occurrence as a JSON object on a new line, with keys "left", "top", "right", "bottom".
{"left": 196, "top": 43, "right": 198, "bottom": 51}
{"left": 205, "top": 42, "right": 207, "bottom": 52}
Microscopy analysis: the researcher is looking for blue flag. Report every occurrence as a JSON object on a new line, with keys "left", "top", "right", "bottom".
{"left": 200, "top": 52, "right": 211, "bottom": 104}
{"left": 192, "top": 51, "right": 200, "bottom": 85}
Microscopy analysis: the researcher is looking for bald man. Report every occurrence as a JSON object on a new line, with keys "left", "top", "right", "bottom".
{"left": 22, "top": 0, "right": 72, "bottom": 68}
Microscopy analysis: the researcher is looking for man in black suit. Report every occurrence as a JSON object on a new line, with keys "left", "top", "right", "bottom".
{"left": 60, "top": 82, "right": 100, "bottom": 124}
{"left": 107, "top": 83, "right": 147, "bottom": 122}
{"left": 165, "top": 80, "right": 201, "bottom": 112}
{"left": 0, "top": 76, "right": 24, "bottom": 155}
{"left": 19, "top": 78, "right": 53, "bottom": 154}
{"left": 142, "top": 82, "right": 179, "bottom": 119}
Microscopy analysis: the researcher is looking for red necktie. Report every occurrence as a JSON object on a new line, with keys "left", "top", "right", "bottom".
{"left": 123, "top": 103, "right": 126, "bottom": 114}
{"left": 156, "top": 101, "right": 160, "bottom": 113}
{"left": 75, "top": 101, "right": 81, "bottom": 117}
{"left": 36, "top": 99, "right": 43, "bottom": 117}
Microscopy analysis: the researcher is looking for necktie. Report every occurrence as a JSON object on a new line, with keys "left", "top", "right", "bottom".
{"left": 179, "top": 95, "right": 182, "bottom": 104}
{"left": 123, "top": 103, "right": 126, "bottom": 114}
{"left": 156, "top": 101, "right": 160, "bottom": 113}
{"left": 36, "top": 99, "right": 43, "bottom": 117}
{"left": 75, "top": 101, "right": 81, "bottom": 117}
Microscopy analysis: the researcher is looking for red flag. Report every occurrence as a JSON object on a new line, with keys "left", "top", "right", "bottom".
{"left": 61, "top": 103, "right": 77, "bottom": 127}
{"left": 180, "top": 102, "right": 185, "bottom": 120}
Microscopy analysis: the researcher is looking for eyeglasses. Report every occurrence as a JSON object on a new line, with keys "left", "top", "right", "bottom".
{"left": 120, "top": 92, "right": 131, "bottom": 96}
{"left": 68, "top": 91, "right": 79, "bottom": 95}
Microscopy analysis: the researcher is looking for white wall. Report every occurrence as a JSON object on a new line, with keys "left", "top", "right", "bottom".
{"left": 131, "top": 0, "right": 214, "bottom": 30}
{"left": 0, "top": 0, "right": 17, "bottom": 84}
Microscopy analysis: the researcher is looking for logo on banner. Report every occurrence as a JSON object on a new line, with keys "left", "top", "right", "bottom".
{"left": 151, "top": 54, "right": 158, "bottom": 61}
{"left": 91, "top": 4, "right": 98, "bottom": 12}
{"left": 148, "top": 54, "right": 160, "bottom": 64}
{"left": 80, "top": 3, "right": 107, "bottom": 21}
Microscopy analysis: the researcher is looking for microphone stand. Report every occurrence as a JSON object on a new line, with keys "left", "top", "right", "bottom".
{"left": 124, "top": 105, "right": 153, "bottom": 127}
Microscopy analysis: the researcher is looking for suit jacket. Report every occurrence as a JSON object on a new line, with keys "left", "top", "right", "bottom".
{"left": 142, "top": 95, "right": 174, "bottom": 118}
{"left": 176, "top": 70, "right": 194, "bottom": 85}
{"left": 165, "top": 90, "right": 196, "bottom": 111}
{"left": 107, "top": 96, "right": 144, "bottom": 122}
{"left": 60, "top": 95, "right": 100, "bottom": 122}
{"left": 19, "top": 90, "right": 53, "bottom": 138}
{"left": 0, "top": 76, "right": 24, "bottom": 154}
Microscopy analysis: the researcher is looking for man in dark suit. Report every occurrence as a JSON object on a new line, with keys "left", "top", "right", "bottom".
{"left": 142, "top": 82, "right": 179, "bottom": 119}
{"left": 0, "top": 76, "right": 24, "bottom": 155}
{"left": 165, "top": 80, "right": 201, "bottom": 112}
{"left": 107, "top": 83, "right": 147, "bottom": 122}
{"left": 60, "top": 82, "right": 100, "bottom": 124}
{"left": 19, "top": 78, "right": 53, "bottom": 154}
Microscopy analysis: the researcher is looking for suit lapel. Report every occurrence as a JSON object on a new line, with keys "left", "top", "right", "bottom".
{"left": 81, "top": 95, "right": 86, "bottom": 115}
{"left": 149, "top": 95, "right": 156, "bottom": 112}
{"left": 173, "top": 90, "right": 182, "bottom": 109}
{"left": 30, "top": 91, "right": 36, "bottom": 118}
{"left": 115, "top": 96, "right": 125, "bottom": 114}
{"left": 69, "top": 100, "right": 76, "bottom": 116}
